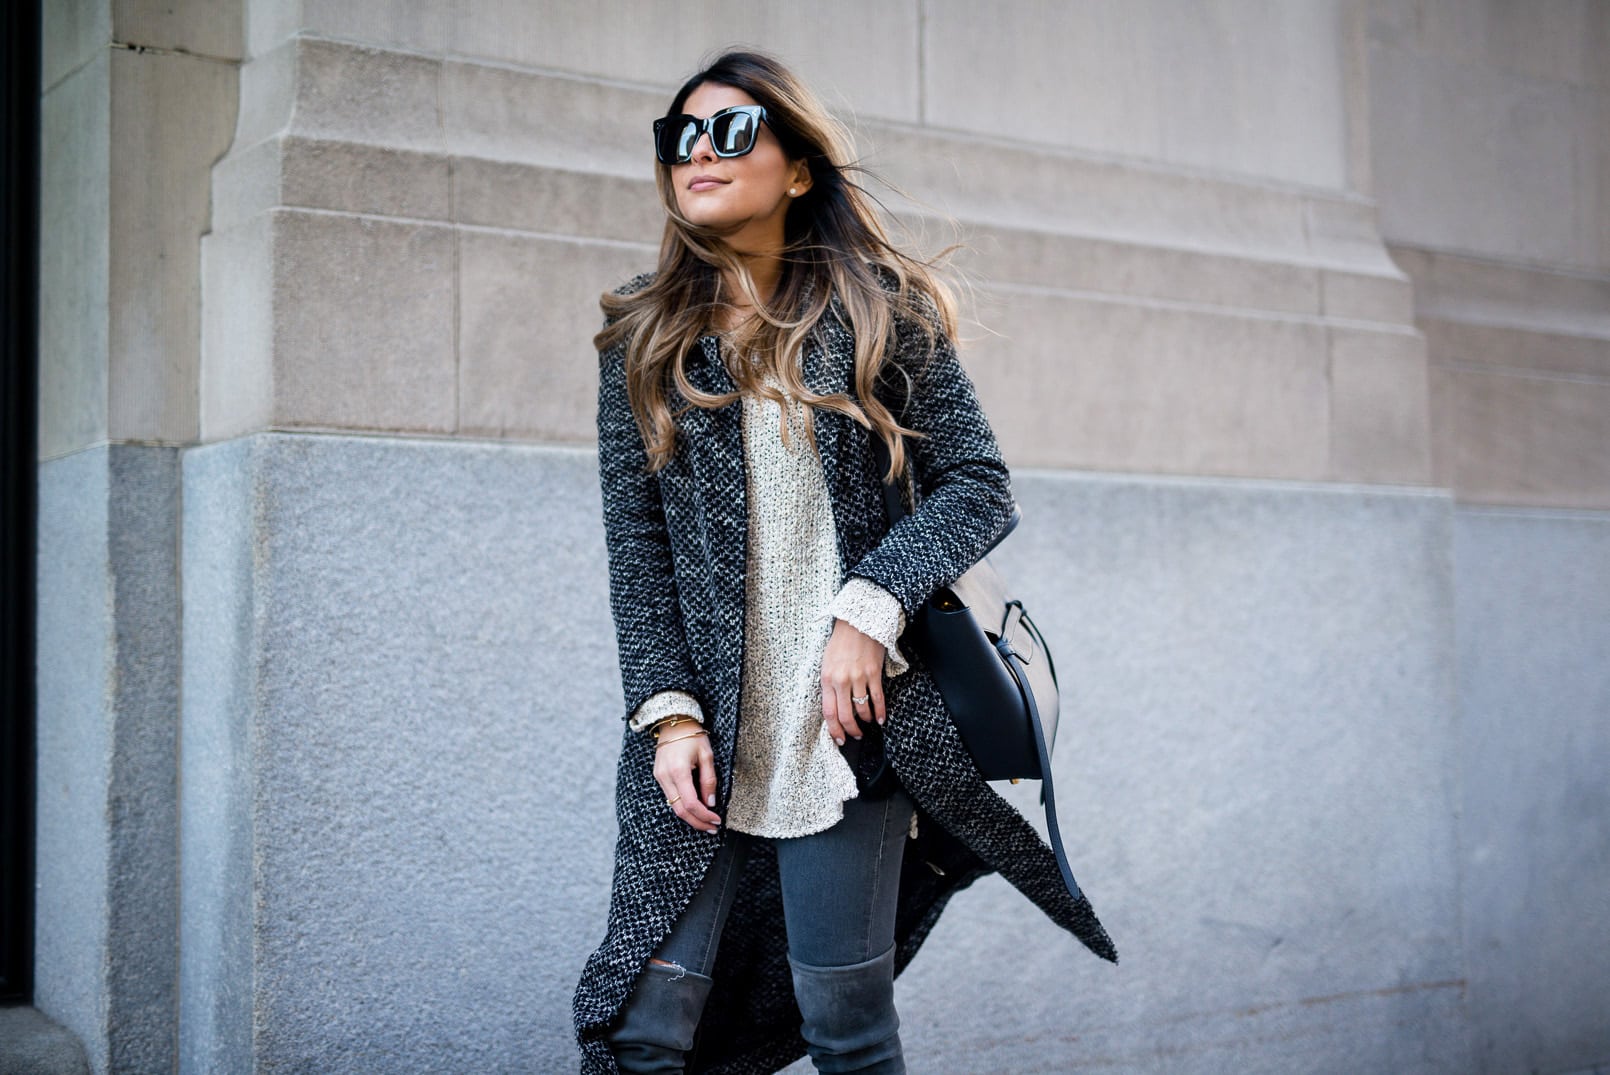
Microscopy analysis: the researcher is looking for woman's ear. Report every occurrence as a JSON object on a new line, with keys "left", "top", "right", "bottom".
{"left": 789, "top": 161, "right": 814, "bottom": 198}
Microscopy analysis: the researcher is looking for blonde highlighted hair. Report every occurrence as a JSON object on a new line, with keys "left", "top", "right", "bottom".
{"left": 595, "top": 49, "right": 960, "bottom": 480}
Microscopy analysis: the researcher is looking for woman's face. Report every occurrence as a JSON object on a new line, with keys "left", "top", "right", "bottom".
{"left": 668, "top": 82, "right": 811, "bottom": 253}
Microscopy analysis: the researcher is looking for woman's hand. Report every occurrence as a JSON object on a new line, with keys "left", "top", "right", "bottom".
{"left": 653, "top": 725, "right": 722, "bottom": 832}
{"left": 820, "top": 619, "right": 887, "bottom": 746}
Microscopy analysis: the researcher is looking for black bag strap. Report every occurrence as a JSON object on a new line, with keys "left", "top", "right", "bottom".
{"left": 1000, "top": 639, "right": 1083, "bottom": 902}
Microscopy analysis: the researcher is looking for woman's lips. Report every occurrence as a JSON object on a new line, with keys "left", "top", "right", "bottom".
{"left": 688, "top": 176, "right": 729, "bottom": 192}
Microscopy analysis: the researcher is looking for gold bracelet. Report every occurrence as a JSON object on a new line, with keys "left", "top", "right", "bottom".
{"left": 651, "top": 715, "right": 696, "bottom": 738}
{"left": 656, "top": 730, "right": 709, "bottom": 747}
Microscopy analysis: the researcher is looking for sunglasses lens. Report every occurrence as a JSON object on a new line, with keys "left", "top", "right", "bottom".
{"left": 712, "top": 109, "right": 757, "bottom": 156}
{"left": 676, "top": 120, "right": 701, "bottom": 162}
{"left": 655, "top": 117, "right": 695, "bottom": 164}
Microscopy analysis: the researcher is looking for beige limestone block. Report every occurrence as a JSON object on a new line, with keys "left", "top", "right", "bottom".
{"left": 966, "top": 288, "right": 1330, "bottom": 480}
{"left": 1403, "top": 0, "right": 1608, "bottom": 92}
{"left": 115, "top": 0, "right": 243, "bottom": 60}
{"left": 861, "top": 121, "right": 1371, "bottom": 273}
{"left": 951, "top": 224, "right": 1325, "bottom": 317}
{"left": 39, "top": 51, "right": 110, "bottom": 460}
{"left": 1305, "top": 198, "right": 1405, "bottom": 275}
{"left": 200, "top": 214, "right": 274, "bottom": 442}
{"left": 234, "top": 35, "right": 299, "bottom": 149}
{"left": 269, "top": 209, "right": 457, "bottom": 434}
{"left": 1422, "top": 319, "right": 1610, "bottom": 381}
{"left": 1328, "top": 325, "right": 1432, "bottom": 485}
{"left": 1339, "top": 0, "right": 1373, "bottom": 197}
{"left": 1320, "top": 269, "right": 1413, "bottom": 325}
{"left": 210, "top": 138, "right": 282, "bottom": 235}
{"left": 453, "top": 161, "right": 661, "bottom": 246}
{"left": 922, "top": 0, "right": 1350, "bottom": 189}
{"left": 1392, "top": 247, "right": 1610, "bottom": 338}
{"left": 108, "top": 46, "right": 238, "bottom": 447}
{"left": 283, "top": 0, "right": 921, "bottom": 121}
{"left": 1591, "top": 88, "right": 1610, "bottom": 272}
{"left": 279, "top": 137, "right": 453, "bottom": 222}
{"left": 1427, "top": 364, "right": 1459, "bottom": 494}
{"left": 1403, "top": 246, "right": 1610, "bottom": 509}
{"left": 440, "top": 60, "right": 655, "bottom": 179}
{"left": 457, "top": 232, "right": 650, "bottom": 443}
{"left": 1369, "top": 32, "right": 1603, "bottom": 273}
{"left": 1430, "top": 364, "right": 1610, "bottom": 509}
{"left": 290, "top": 38, "right": 444, "bottom": 152}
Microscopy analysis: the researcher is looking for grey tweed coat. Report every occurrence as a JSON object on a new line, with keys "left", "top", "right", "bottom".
{"left": 572, "top": 271, "right": 1115, "bottom": 1074}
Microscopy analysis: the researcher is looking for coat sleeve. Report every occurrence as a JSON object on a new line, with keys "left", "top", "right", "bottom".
{"left": 845, "top": 306, "right": 1018, "bottom": 620}
{"left": 596, "top": 339, "right": 703, "bottom": 723}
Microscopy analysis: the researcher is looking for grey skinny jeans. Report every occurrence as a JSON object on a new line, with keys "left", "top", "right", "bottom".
{"left": 658, "top": 784, "right": 916, "bottom": 973}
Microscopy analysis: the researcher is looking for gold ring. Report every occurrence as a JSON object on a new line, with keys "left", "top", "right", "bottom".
{"left": 666, "top": 793, "right": 681, "bottom": 805}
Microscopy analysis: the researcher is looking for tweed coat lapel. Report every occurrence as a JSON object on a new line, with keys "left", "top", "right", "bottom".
{"left": 783, "top": 315, "right": 890, "bottom": 591}
{"left": 800, "top": 311, "right": 857, "bottom": 564}
{"left": 672, "top": 336, "right": 749, "bottom": 781}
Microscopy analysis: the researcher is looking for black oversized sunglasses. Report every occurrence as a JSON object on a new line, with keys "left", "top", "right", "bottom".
{"left": 653, "top": 105, "right": 770, "bottom": 165}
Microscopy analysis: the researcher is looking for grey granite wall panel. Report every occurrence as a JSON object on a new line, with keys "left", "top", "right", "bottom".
{"left": 181, "top": 433, "right": 624, "bottom": 1072}
{"left": 36, "top": 450, "right": 114, "bottom": 1072}
{"left": 1454, "top": 507, "right": 1610, "bottom": 1075}
{"left": 179, "top": 432, "right": 1475, "bottom": 1071}
{"left": 104, "top": 448, "right": 181, "bottom": 1074}
{"left": 179, "top": 437, "right": 260, "bottom": 1075}
{"left": 37, "top": 445, "right": 181, "bottom": 1075}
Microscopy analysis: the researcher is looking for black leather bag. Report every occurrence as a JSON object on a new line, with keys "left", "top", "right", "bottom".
{"left": 916, "top": 542, "right": 1060, "bottom": 780}
{"left": 839, "top": 719, "right": 900, "bottom": 800}
{"left": 868, "top": 436, "right": 1092, "bottom": 906}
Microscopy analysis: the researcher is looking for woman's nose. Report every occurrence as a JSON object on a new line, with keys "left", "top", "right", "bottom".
{"left": 690, "top": 130, "right": 717, "bottom": 163}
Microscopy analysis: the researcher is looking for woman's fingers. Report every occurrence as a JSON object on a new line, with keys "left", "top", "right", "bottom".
{"left": 697, "top": 742, "right": 719, "bottom": 812}
{"left": 835, "top": 681, "right": 864, "bottom": 741}
{"left": 821, "top": 619, "right": 889, "bottom": 744}
{"left": 822, "top": 683, "right": 854, "bottom": 745}
{"left": 820, "top": 667, "right": 860, "bottom": 745}
{"left": 820, "top": 680, "right": 842, "bottom": 744}
{"left": 868, "top": 675, "right": 886, "bottom": 726}
{"left": 654, "top": 737, "right": 721, "bottom": 832}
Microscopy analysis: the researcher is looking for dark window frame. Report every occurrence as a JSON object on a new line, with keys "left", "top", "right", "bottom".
{"left": 2, "top": 0, "right": 42, "bottom": 1005}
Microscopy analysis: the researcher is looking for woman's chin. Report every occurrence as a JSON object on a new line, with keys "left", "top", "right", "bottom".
{"left": 682, "top": 212, "right": 747, "bottom": 236}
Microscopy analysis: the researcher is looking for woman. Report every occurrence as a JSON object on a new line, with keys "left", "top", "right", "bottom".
{"left": 572, "top": 50, "right": 1114, "bottom": 1075}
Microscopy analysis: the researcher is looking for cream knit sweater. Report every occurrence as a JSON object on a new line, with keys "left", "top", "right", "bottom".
{"left": 628, "top": 368, "right": 909, "bottom": 838}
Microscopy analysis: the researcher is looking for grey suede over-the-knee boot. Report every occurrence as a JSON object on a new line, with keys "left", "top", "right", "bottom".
{"left": 606, "top": 961, "right": 716, "bottom": 1074}
{"left": 788, "top": 944, "right": 905, "bottom": 1074}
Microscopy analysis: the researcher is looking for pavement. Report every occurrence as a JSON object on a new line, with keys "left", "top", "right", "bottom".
{"left": 0, "top": 1006, "right": 89, "bottom": 1075}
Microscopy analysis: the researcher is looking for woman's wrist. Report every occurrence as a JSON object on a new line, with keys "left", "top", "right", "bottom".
{"left": 825, "top": 576, "right": 911, "bottom": 678}
{"left": 628, "top": 689, "right": 706, "bottom": 733}
{"left": 652, "top": 715, "right": 709, "bottom": 749}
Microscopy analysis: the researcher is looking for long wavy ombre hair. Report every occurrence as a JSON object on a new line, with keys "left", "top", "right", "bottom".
{"left": 595, "top": 49, "right": 960, "bottom": 480}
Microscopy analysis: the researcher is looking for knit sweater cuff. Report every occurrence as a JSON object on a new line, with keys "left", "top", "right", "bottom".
{"left": 825, "top": 577, "right": 910, "bottom": 678}
{"left": 628, "top": 690, "right": 706, "bottom": 734}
